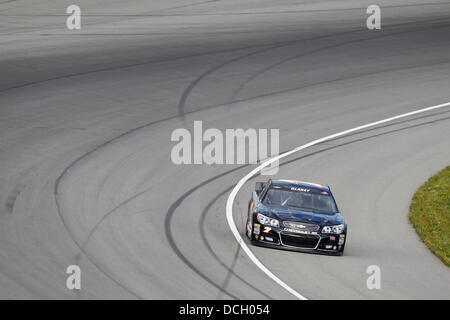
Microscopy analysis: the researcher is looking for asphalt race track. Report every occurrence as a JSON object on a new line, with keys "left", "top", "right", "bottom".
{"left": 0, "top": 0, "right": 449, "bottom": 299}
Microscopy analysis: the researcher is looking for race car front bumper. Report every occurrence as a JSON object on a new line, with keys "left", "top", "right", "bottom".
{"left": 249, "top": 222, "right": 345, "bottom": 255}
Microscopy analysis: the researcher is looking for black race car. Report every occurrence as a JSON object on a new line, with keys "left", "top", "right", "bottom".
{"left": 246, "top": 179, "right": 347, "bottom": 255}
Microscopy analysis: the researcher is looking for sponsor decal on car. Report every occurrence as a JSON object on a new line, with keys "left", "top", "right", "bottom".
{"left": 290, "top": 187, "right": 310, "bottom": 193}
{"left": 330, "top": 236, "right": 336, "bottom": 241}
{"left": 283, "top": 228, "right": 317, "bottom": 235}
{"left": 253, "top": 223, "right": 260, "bottom": 234}
{"left": 283, "top": 221, "right": 310, "bottom": 229}
{"left": 338, "top": 235, "right": 345, "bottom": 245}
{"left": 263, "top": 226, "right": 272, "bottom": 233}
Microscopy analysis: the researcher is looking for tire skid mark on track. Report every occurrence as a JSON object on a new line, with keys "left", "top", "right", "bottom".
{"left": 0, "top": 28, "right": 359, "bottom": 92}
{"left": 177, "top": 44, "right": 275, "bottom": 122}
{"left": 228, "top": 59, "right": 450, "bottom": 112}
{"left": 47, "top": 25, "right": 378, "bottom": 298}
{"left": 176, "top": 26, "right": 372, "bottom": 121}
{"left": 0, "top": 0, "right": 19, "bottom": 5}
{"left": 198, "top": 185, "right": 273, "bottom": 299}
{"left": 226, "top": 102, "right": 450, "bottom": 299}
{"left": 54, "top": 187, "right": 143, "bottom": 299}
{"left": 215, "top": 245, "right": 242, "bottom": 300}
{"left": 228, "top": 22, "right": 450, "bottom": 104}
{"left": 153, "top": 0, "right": 219, "bottom": 13}
{"left": 47, "top": 13, "right": 449, "bottom": 299}
{"left": 8, "top": 2, "right": 449, "bottom": 17}
{"left": 161, "top": 111, "right": 449, "bottom": 299}
{"left": 80, "top": 188, "right": 152, "bottom": 252}
{"left": 53, "top": 128, "right": 174, "bottom": 298}
{"left": 0, "top": 42, "right": 283, "bottom": 93}
{"left": 5, "top": 186, "right": 24, "bottom": 214}
{"left": 165, "top": 170, "right": 246, "bottom": 299}
{"left": 1, "top": 16, "right": 446, "bottom": 95}
{"left": 177, "top": 17, "right": 450, "bottom": 119}
{"left": 56, "top": 104, "right": 449, "bottom": 299}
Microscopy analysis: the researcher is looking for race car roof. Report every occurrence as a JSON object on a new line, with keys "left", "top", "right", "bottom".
{"left": 270, "top": 179, "right": 330, "bottom": 192}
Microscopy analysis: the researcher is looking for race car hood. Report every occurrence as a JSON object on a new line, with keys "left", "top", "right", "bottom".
{"left": 260, "top": 204, "right": 344, "bottom": 226}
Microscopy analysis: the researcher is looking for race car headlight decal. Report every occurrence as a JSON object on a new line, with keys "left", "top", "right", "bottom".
{"left": 322, "top": 224, "right": 344, "bottom": 234}
{"left": 256, "top": 213, "right": 280, "bottom": 227}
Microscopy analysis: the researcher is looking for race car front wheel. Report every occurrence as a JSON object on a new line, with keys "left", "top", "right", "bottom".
{"left": 246, "top": 219, "right": 252, "bottom": 239}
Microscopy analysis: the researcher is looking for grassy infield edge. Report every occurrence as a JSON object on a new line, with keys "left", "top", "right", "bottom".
{"left": 409, "top": 166, "right": 449, "bottom": 267}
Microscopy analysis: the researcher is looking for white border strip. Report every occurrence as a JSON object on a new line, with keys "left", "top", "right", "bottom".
{"left": 226, "top": 101, "right": 450, "bottom": 300}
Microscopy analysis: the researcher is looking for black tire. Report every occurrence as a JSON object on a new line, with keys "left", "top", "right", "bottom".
{"left": 246, "top": 221, "right": 252, "bottom": 239}
{"left": 339, "top": 232, "right": 347, "bottom": 255}
{"left": 246, "top": 200, "right": 253, "bottom": 239}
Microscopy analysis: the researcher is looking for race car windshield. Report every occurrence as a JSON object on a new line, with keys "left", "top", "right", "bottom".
{"left": 263, "top": 188, "right": 338, "bottom": 214}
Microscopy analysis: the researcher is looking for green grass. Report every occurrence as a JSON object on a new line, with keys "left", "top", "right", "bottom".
{"left": 409, "top": 166, "right": 450, "bottom": 267}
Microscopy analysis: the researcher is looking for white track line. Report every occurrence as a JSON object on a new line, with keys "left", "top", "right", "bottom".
{"left": 226, "top": 101, "right": 450, "bottom": 300}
